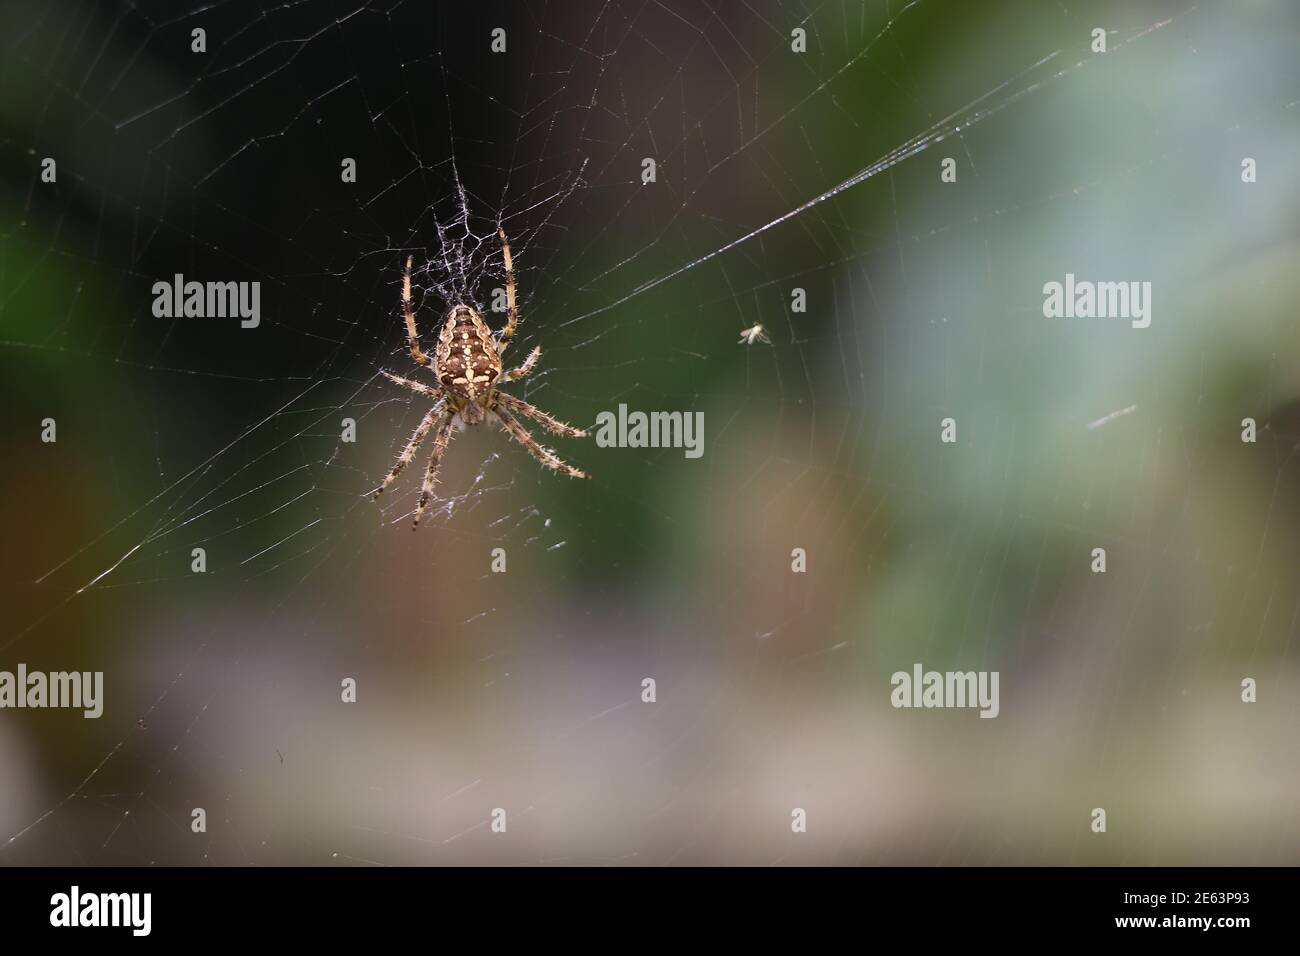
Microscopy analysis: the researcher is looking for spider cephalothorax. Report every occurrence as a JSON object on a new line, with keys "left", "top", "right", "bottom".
{"left": 373, "top": 227, "right": 591, "bottom": 528}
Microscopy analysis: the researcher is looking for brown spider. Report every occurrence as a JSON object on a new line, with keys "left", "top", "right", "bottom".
{"left": 373, "top": 227, "right": 590, "bottom": 528}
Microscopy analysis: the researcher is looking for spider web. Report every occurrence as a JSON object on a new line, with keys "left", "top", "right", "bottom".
{"left": 2, "top": 0, "right": 1299, "bottom": 865}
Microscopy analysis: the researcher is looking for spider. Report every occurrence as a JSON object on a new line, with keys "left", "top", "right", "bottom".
{"left": 373, "top": 227, "right": 590, "bottom": 528}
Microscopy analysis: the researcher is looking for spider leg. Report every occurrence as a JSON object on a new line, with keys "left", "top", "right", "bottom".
{"left": 496, "top": 226, "right": 518, "bottom": 353}
{"left": 412, "top": 411, "right": 457, "bottom": 528}
{"left": 501, "top": 345, "right": 541, "bottom": 383}
{"left": 495, "top": 391, "right": 588, "bottom": 438}
{"left": 372, "top": 402, "right": 444, "bottom": 498}
{"left": 495, "top": 406, "right": 590, "bottom": 479}
{"left": 403, "top": 254, "right": 432, "bottom": 367}
{"left": 380, "top": 369, "right": 442, "bottom": 399}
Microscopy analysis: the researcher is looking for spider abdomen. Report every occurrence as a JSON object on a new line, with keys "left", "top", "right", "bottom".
{"left": 435, "top": 305, "right": 501, "bottom": 411}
